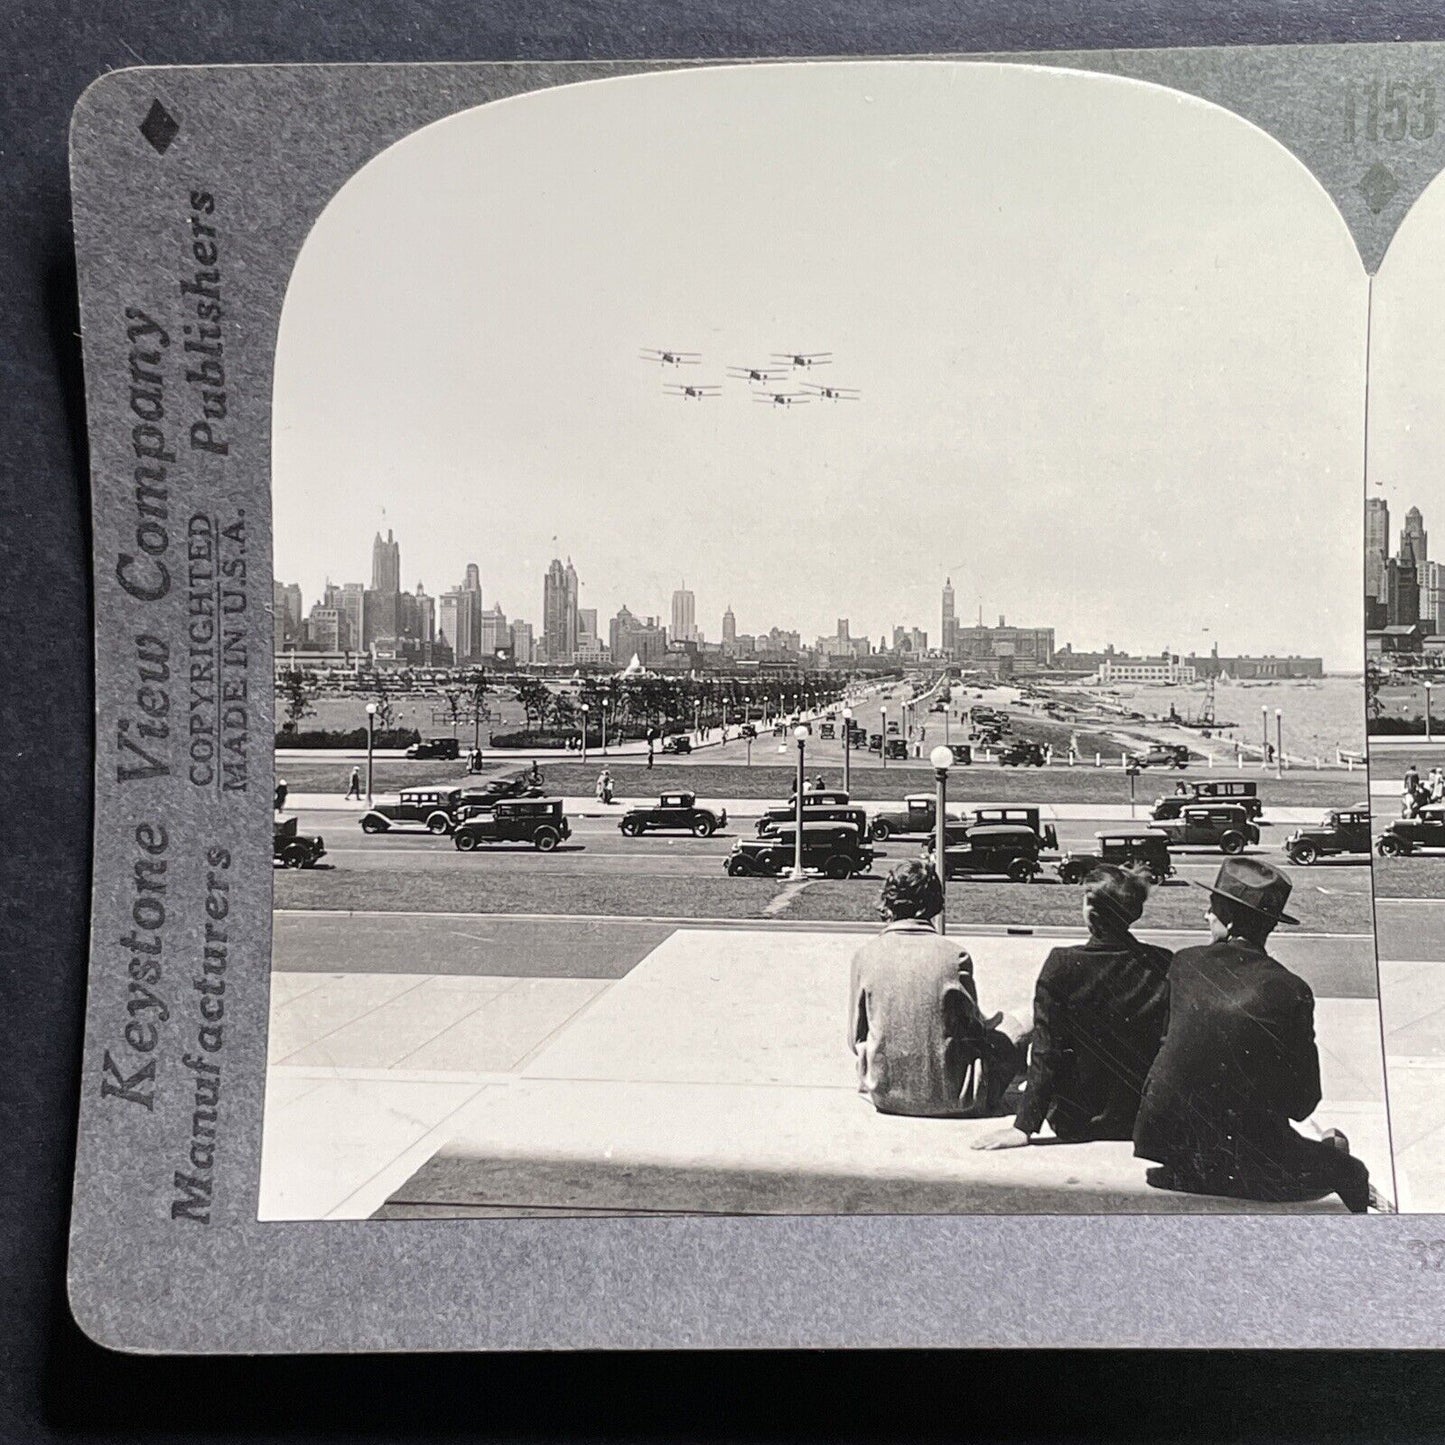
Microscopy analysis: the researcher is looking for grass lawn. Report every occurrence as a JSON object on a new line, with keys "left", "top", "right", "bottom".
{"left": 1371, "top": 856, "right": 1445, "bottom": 899}
{"left": 274, "top": 860, "right": 1373, "bottom": 935}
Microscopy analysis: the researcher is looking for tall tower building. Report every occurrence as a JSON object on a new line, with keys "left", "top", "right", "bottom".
{"left": 722, "top": 604, "right": 737, "bottom": 653}
{"left": 1403, "top": 506, "right": 1429, "bottom": 575}
{"left": 543, "top": 556, "right": 579, "bottom": 662}
{"left": 371, "top": 528, "right": 401, "bottom": 593}
{"left": 463, "top": 562, "right": 481, "bottom": 597}
{"left": 671, "top": 585, "right": 697, "bottom": 644}
{"left": 1366, "top": 497, "right": 1391, "bottom": 601}
{"left": 942, "top": 577, "right": 957, "bottom": 655}
{"left": 340, "top": 582, "right": 366, "bottom": 653}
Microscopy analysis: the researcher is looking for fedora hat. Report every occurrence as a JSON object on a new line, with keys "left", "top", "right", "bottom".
{"left": 1190, "top": 855, "right": 1299, "bottom": 926}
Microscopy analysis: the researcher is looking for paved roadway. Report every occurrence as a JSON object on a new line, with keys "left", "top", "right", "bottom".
{"left": 288, "top": 806, "right": 1373, "bottom": 888}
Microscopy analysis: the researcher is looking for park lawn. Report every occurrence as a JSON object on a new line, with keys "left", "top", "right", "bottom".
{"left": 274, "top": 867, "right": 784, "bottom": 919}
{"left": 274, "top": 758, "right": 524, "bottom": 794}
{"left": 1370, "top": 856, "right": 1445, "bottom": 899}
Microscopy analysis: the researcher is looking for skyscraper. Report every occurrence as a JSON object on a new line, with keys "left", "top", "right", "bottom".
{"left": 543, "top": 556, "right": 579, "bottom": 662}
{"left": 1366, "top": 497, "right": 1390, "bottom": 601}
{"left": 340, "top": 582, "right": 366, "bottom": 653}
{"left": 722, "top": 604, "right": 737, "bottom": 654}
{"left": 1403, "top": 506, "right": 1429, "bottom": 575}
{"left": 671, "top": 585, "right": 697, "bottom": 644}
{"left": 942, "top": 577, "right": 957, "bottom": 655}
{"left": 371, "top": 528, "right": 401, "bottom": 593}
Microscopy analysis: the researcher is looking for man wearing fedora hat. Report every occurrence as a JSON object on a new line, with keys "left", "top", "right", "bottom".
{"left": 1132, "top": 856, "right": 1371, "bottom": 1213}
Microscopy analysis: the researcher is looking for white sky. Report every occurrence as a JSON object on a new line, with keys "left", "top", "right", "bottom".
{"left": 273, "top": 61, "right": 1367, "bottom": 667}
{"left": 1367, "top": 172, "right": 1445, "bottom": 554}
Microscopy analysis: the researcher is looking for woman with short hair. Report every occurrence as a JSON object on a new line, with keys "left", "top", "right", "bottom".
{"left": 973, "top": 864, "right": 1171, "bottom": 1150}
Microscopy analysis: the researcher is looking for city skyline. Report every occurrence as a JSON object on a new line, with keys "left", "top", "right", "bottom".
{"left": 274, "top": 63, "right": 1367, "bottom": 668}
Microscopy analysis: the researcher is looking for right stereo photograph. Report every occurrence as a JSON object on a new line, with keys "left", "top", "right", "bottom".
{"left": 1367, "top": 169, "right": 1445, "bottom": 1212}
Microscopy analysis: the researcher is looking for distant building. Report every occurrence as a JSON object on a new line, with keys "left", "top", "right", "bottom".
{"left": 610, "top": 605, "right": 667, "bottom": 666}
{"left": 1366, "top": 497, "right": 1390, "bottom": 602}
{"left": 1096, "top": 654, "right": 1197, "bottom": 685}
{"left": 510, "top": 619, "right": 534, "bottom": 664}
{"left": 479, "top": 602, "right": 509, "bottom": 659}
{"left": 307, "top": 604, "right": 341, "bottom": 651}
{"left": 671, "top": 586, "right": 697, "bottom": 644}
{"left": 542, "top": 556, "right": 580, "bottom": 662}
{"left": 371, "top": 529, "right": 401, "bottom": 594}
{"left": 1403, "top": 506, "right": 1429, "bottom": 576}
{"left": 339, "top": 582, "right": 366, "bottom": 653}
{"left": 1386, "top": 556, "right": 1421, "bottom": 628}
{"left": 952, "top": 615, "right": 1054, "bottom": 672}
{"left": 722, "top": 605, "right": 737, "bottom": 654}
{"left": 941, "top": 578, "right": 957, "bottom": 655}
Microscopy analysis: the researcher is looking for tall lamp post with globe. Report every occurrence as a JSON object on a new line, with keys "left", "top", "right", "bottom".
{"left": 842, "top": 705, "right": 854, "bottom": 794}
{"left": 930, "top": 744, "right": 953, "bottom": 934}
{"left": 880, "top": 705, "right": 888, "bottom": 771}
{"left": 791, "top": 725, "right": 810, "bottom": 881}
{"left": 364, "top": 702, "right": 377, "bottom": 809}
{"left": 580, "top": 702, "right": 590, "bottom": 764}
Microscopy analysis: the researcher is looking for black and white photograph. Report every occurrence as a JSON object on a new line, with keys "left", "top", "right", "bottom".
{"left": 1359, "top": 154, "right": 1445, "bottom": 1211}
{"left": 255, "top": 61, "right": 1390, "bottom": 1220}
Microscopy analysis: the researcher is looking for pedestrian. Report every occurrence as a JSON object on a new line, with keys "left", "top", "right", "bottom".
{"left": 1132, "top": 857, "right": 1372, "bottom": 1213}
{"left": 1405, "top": 762, "right": 1421, "bottom": 797}
{"left": 1432, "top": 767, "right": 1444, "bottom": 803}
{"left": 274, "top": 779, "right": 288, "bottom": 813}
{"left": 973, "top": 866, "right": 1171, "bottom": 1151}
{"left": 647, "top": 744, "right": 655, "bottom": 770}
{"left": 813, "top": 774, "right": 826, "bottom": 791}
{"left": 345, "top": 766, "right": 361, "bottom": 801}
{"left": 595, "top": 767, "right": 614, "bottom": 805}
{"left": 848, "top": 861, "right": 1029, "bottom": 1119}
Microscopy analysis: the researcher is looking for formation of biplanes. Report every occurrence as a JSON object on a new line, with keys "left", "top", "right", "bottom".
{"left": 639, "top": 346, "right": 860, "bottom": 406}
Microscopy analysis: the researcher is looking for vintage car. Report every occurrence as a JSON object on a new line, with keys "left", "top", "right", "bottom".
{"left": 998, "top": 740, "right": 1046, "bottom": 767}
{"left": 818, "top": 721, "right": 836, "bottom": 739}
{"left": 940, "top": 824, "right": 1043, "bottom": 882}
{"left": 660, "top": 734, "right": 693, "bottom": 755}
{"left": 1056, "top": 828, "right": 1174, "bottom": 885}
{"left": 947, "top": 743, "right": 973, "bottom": 765}
{"left": 452, "top": 798, "right": 571, "bottom": 852}
{"left": 883, "top": 738, "right": 909, "bottom": 760}
{"left": 273, "top": 816, "right": 326, "bottom": 869}
{"left": 756, "top": 792, "right": 867, "bottom": 838}
{"left": 405, "top": 736, "right": 460, "bottom": 761}
{"left": 886, "top": 720, "right": 900, "bottom": 735}
{"left": 360, "top": 787, "right": 470, "bottom": 834}
{"left": 1150, "top": 778, "right": 1262, "bottom": 822}
{"left": 930, "top": 805, "right": 1060, "bottom": 853}
{"left": 1152, "top": 804, "right": 1260, "bottom": 855}
{"left": 1284, "top": 805, "right": 1372, "bottom": 865}
{"left": 619, "top": 792, "right": 728, "bottom": 837}
{"left": 869, "top": 793, "right": 964, "bottom": 841}
{"left": 725, "top": 821, "right": 874, "bottom": 878}
{"left": 1128, "top": 743, "right": 1191, "bottom": 770}
{"left": 1376, "top": 805, "right": 1445, "bottom": 857}
{"left": 740, "top": 723, "right": 758, "bottom": 740}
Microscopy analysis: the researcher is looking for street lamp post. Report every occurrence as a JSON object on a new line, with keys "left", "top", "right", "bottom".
{"left": 1261, "top": 705, "right": 1269, "bottom": 771}
{"left": 791, "top": 726, "right": 809, "bottom": 881}
{"left": 881, "top": 705, "right": 888, "bottom": 770}
{"left": 930, "top": 745, "right": 953, "bottom": 934}
{"left": 365, "top": 702, "right": 377, "bottom": 809}
{"left": 581, "top": 702, "right": 589, "bottom": 764}
{"left": 842, "top": 705, "right": 853, "bottom": 794}
{"left": 1275, "top": 708, "right": 1284, "bottom": 779}
{"left": 1427, "top": 683, "right": 1434, "bottom": 743}
{"left": 601, "top": 700, "right": 609, "bottom": 756}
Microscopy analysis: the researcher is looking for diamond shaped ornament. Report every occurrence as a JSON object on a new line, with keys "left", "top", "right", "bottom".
{"left": 140, "top": 100, "right": 179, "bottom": 155}
{"left": 1357, "top": 161, "right": 1398, "bottom": 216}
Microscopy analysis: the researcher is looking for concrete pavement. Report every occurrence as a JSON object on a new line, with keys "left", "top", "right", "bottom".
{"left": 259, "top": 920, "right": 1391, "bottom": 1220}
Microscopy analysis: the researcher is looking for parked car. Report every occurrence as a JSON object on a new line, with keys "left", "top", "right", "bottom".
{"left": 869, "top": 793, "right": 963, "bottom": 841}
{"left": 740, "top": 723, "right": 758, "bottom": 740}
{"left": 1285, "top": 805, "right": 1372, "bottom": 865}
{"left": 756, "top": 792, "right": 867, "bottom": 839}
{"left": 725, "top": 821, "right": 875, "bottom": 878}
{"left": 940, "top": 824, "right": 1043, "bottom": 882}
{"left": 1128, "top": 743, "right": 1191, "bottom": 770}
{"left": 273, "top": 815, "right": 326, "bottom": 869}
{"left": 998, "top": 740, "right": 1046, "bottom": 767}
{"left": 1150, "top": 779, "right": 1262, "bottom": 822}
{"left": 1152, "top": 804, "right": 1260, "bottom": 855}
{"left": 1056, "top": 829, "right": 1174, "bottom": 885}
{"left": 661, "top": 734, "right": 693, "bottom": 755}
{"left": 947, "top": 743, "right": 973, "bottom": 765}
{"left": 1377, "top": 805, "right": 1445, "bottom": 857}
{"left": 884, "top": 738, "right": 908, "bottom": 760}
{"left": 930, "top": 805, "right": 1060, "bottom": 853}
{"left": 360, "top": 787, "right": 469, "bottom": 834}
{"left": 452, "top": 798, "right": 571, "bottom": 852}
{"left": 819, "top": 721, "right": 836, "bottom": 739}
{"left": 620, "top": 792, "right": 727, "bottom": 837}
{"left": 405, "top": 737, "right": 460, "bottom": 761}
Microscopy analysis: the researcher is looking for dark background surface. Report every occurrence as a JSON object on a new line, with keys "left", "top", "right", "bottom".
{"left": 8, "top": 2, "right": 1445, "bottom": 1440}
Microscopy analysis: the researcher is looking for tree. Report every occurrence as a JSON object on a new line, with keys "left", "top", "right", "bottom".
{"left": 370, "top": 676, "right": 396, "bottom": 732}
{"left": 1365, "top": 660, "right": 1384, "bottom": 722}
{"left": 469, "top": 668, "right": 492, "bottom": 750}
{"left": 550, "top": 692, "right": 577, "bottom": 733}
{"left": 440, "top": 688, "right": 466, "bottom": 738}
{"left": 516, "top": 678, "right": 552, "bottom": 734}
{"left": 279, "top": 669, "right": 316, "bottom": 731}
